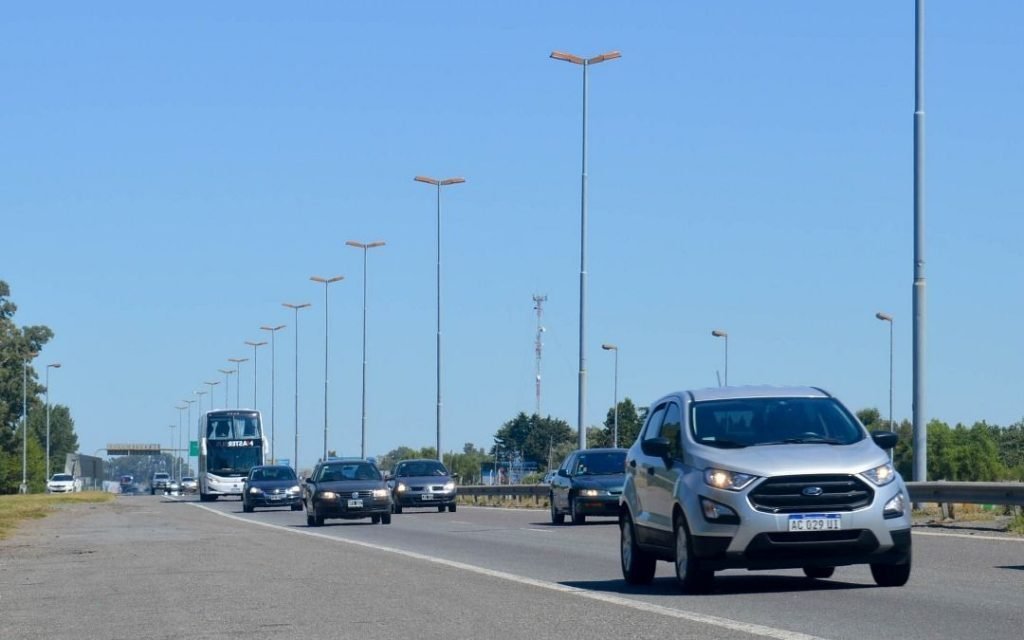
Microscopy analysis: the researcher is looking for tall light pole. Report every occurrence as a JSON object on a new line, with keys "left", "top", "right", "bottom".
{"left": 261, "top": 324, "right": 286, "bottom": 463}
{"left": 204, "top": 380, "right": 220, "bottom": 411}
{"left": 194, "top": 389, "right": 207, "bottom": 472}
{"left": 912, "top": 0, "right": 928, "bottom": 483}
{"left": 712, "top": 330, "right": 729, "bottom": 386}
{"left": 601, "top": 344, "right": 619, "bottom": 448}
{"left": 227, "top": 357, "right": 249, "bottom": 408}
{"left": 45, "top": 362, "right": 62, "bottom": 481}
{"left": 310, "top": 276, "right": 343, "bottom": 460}
{"left": 168, "top": 424, "right": 176, "bottom": 475}
{"left": 415, "top": 175, "right": 466, "bottom": 461}
{"left": 346, "top": 240, "right": 386, "bottom": 459}
{"left": 21, "top": 351, "right": 37, "bottom": 494}
{"left": 244, "top": 340, "right": 267, "bottom": 411}
{"left": 175, "top": 404, "right": 187, "bottom": 481}
{"left": 550, "top": 49, "right": 621, "bottom": 450}
{"left": 283, "top": 302, "right": 311, "bottom": 472}
{"left": 218, "top": 368, "right": 235, "bottom": 407}
{"left": 182, "top": 400, "right": 195, "bottom": 481}
{"left": 876, "top": 313, "right": 894, "bottom": 432}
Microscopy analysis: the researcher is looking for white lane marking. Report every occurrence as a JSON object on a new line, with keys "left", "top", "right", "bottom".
{"left": 190, "top": 503, "right": 825, "bottom": 640}
{"left": 459, "top": 505, "right": 547, "bottom": 513}
{"left": 525, "top": 527, "right": 554, "bottom": 534}
{"left": 913, "top": 530, "right": 1024, "bottom": 543}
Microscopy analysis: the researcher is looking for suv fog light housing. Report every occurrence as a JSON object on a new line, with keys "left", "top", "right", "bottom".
{"left": 704, "top": 468, "right": 757, "bottom": 491}
{"left": 700, "top": 497, "right": 740, "bottom": 524}
{"left": 863, "top": 462, "right": 896, "bottom": 486}
{"left": 883, "top": 493, "right": 905, "bottom": 519}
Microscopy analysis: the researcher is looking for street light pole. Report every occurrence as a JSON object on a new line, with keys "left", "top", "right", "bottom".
{"left": 244, "top": 340, "right": 267, "bottom": 411}
{"left": 261, "top": 324, "right": 286, "bottom": 463}
{"left": 182, "top": 400, "right": 195, "bottom": 481}
{"left": 310, "top": 276, "right": 343, "bottom": 460}
{"left": 45, "top": 362, "right": 62, "bottom": 481}
{"left": 912, "top": 0, "right": 928, "bottom": 483}
{"left": 218, "top": 368, "right": 235, "bottom": 407}
{"left": 601, "top": 345, "right": 619, "bottom": 447}
{"left": 712, "top": 330, "right": 729, "bottom": 386}
{"left": 175, "top": 404, "right": 187, "bottom": 482}
{"left": 227, "top": 358, "right": 249, "bottom": 408}
{"left": 283, "top": 303, "right": 311, "bottom": 472}
{"left": 415, "top": 175, "right": 466, "bottom": 461}
{"left": 204, "top": 380, "right": 220, "bottom": 411}
{"left": 21, "top": 351, "right": 37, "bottom": 493}
{"left": 550, "top": 49, "right": 621, "bottom": 450}
{"left": 876, "top": 313, "right": 894, "bottom": 432}
{"left": 346, "top": 240, "right": 386, "bottom": 459}
{"left": 194, "top": 390, "right": 207, "bottom": 472}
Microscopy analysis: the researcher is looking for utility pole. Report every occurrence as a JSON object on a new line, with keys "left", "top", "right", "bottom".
{"left": 532, "top": 294, "right": 547, "bottom": 416}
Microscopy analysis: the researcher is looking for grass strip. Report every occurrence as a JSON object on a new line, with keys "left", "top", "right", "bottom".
{"left": 0, "top": 493, "right": 113, "bottom": 540}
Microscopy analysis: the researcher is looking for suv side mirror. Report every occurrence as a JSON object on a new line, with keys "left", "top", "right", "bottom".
{"left": 557, "top": 468, "right": 569, "bottom": 478}
{"left": 870, "top": 431, "right": 898, "bottom": 450}
{"left": 641, "top": 437, "right": 671, "bottom": 459}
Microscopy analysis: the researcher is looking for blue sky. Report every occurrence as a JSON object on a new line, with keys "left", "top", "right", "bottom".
{"left": 4, "top": 2, "right": 1022, "bottom": 470}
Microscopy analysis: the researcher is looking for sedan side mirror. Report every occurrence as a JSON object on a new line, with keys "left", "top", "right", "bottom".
{"left": 870, "top": 431, "right": 898, "bottom": 450}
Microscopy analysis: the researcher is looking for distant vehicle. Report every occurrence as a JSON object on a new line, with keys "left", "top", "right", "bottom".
{"left": 180, "top": 477, "right": 198, "bottom": 494}
{"left": 119, "top": 475, "right": 135, "bottom": 494}
{"left": 46, "top": 473, "right": 79, "bottom": 494}
{"left": 198, "top": 410, "right": 266, "bottom": 502}
{"left": 619, "top": 386, "right": 911, "bottom": 593}
{"left": 388, "top": 458, "right": 457, "bottom": 514}
{"left": 167, "top": 479, "right": 180, "bottom": 494}
{"left": 549, "top": 448, "right": 627, "bottom": 525}
{"left": 303, "top": 459, "right": 391, "bottom": 526}
{"left": 150, "top": 472, "right": 171, "bottom": 495}
{"left": 242, "top": 465, "right": 302, "bottom": 512}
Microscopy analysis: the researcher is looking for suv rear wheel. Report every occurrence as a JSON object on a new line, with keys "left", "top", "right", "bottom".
{"left": 674, "top": 513, "right": 713, "bottom": 593}
{"left": 620, "top": 510, "right": 656, "bottom": 584}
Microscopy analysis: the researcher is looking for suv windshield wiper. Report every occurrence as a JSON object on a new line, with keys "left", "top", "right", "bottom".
{"left": 699, "top": 439, "right": 748, "bottom": 449}
{"left": 761, "top": 437, "right": 844, "bottom": 445}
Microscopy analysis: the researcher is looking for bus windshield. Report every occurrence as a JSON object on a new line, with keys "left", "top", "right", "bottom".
{"left": 206, "top": 444, "right": 263, "bottom": 476}
{"left": 206, "top": 413, "right": 261, "bottom": 440}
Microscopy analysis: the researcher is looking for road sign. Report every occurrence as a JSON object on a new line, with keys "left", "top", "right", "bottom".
{"left": 106, "top": 443, "right": 161, "bottom": 456}
{"left": 277, "top": 458, "right": 289, "bottom": 467}
{"left": 189, "top": 440, "right": 199, "bottom": 456}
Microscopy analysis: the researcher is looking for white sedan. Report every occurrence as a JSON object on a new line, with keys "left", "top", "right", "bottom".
{"left": 46, "top": 473, "right": 79, "bottom": 494}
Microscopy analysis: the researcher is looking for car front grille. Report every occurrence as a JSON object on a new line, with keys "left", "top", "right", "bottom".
{"left": 748, "top": 474, "right": 873, "bottom": 513}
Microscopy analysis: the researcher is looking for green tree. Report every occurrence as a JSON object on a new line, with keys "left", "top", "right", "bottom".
{"left": 492, "top": 412, "right": 574, "bottom": 469}
{"left": 28, "top": 404, "right": 78, "bottom": 478}
{"left": 856, "top": 407, "right": 881, "bottom": 429}
{"left": 598, "top": 397, "right": 646, "bottom": 448}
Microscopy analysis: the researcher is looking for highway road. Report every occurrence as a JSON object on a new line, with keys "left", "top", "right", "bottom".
{"left": 2, "top": 495, "right": 1022, "bottom": 640}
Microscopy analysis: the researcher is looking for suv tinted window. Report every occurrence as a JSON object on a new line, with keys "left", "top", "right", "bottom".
{"left": 691, "top": 397, "right": 865, "bottom": 447}
{"left": 641, "top": 404, "right": 668, "bottom": 442}
{"left": 658, "top": 402, "right": 683, "bottom": 458}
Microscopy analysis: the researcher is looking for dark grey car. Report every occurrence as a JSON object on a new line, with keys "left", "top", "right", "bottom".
{"left": 550, "top": 448, "right": 627, "bottom": 525}
{"left": 388, "top": 459, "right": 457, "bottom": 514}
{"left": 242, "top": 465, "right": 303, "bottom": 512}
{"left": 303, "top": 459, "right": 392, "bottom": 526}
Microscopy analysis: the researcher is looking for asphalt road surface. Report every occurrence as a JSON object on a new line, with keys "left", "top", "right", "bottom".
{"left": 1, "top": 495, "right": 1022, "bottom": 640}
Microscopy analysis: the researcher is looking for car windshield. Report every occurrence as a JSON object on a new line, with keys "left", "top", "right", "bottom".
{"left": 153, "top": 473, "right": 169, "bottom": 479}
{"left": 573, "top": 451, "right": 626, "bottom": 475}
{"left": 51, "top": 474, "right": 73, "bottom": 482}
{"left": 250, "top": 467, "right": 296, "bottom": 482}
{"left": 690, "top": 397, "right": 865, "bottom": 448}
{"left": 394, "top": 461, "right": 448, "bottom": 477}
{"left": 318, "top": 462, "right": 380, "bottom": 482}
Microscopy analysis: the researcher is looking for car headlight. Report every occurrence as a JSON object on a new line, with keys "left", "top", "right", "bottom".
{"left": 443, "top": 481, "right": 456, "bottom": 492}
{"left": 248, "top": 487, "right": 263, "bottom": 495}
{"left": 704, "top": 468, "right": 757, "bottom": 491}
{"left": 862, "top": 462, "right": 896, "bottom": 486}
{"left": 396, "top": 483, "right": 407, "bottom": 493}
{"left": 579, "top": 488, "right": 604, "bottom": 497}
{"left": 372, "top": 488, "right": 389, "bottom": 498}
{"left": 883, "top": 493, "right": 905, "bottom": 518}
{"left": 287, "top": 485, "right": 301, "bottom": 494}
{"left": 319, "top": 491, "right": 338, "bottom": 500}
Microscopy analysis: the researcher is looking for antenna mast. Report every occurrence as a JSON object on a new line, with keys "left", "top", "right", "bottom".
{"left": 532, "top": 294, "right": 547, "bottom": 416}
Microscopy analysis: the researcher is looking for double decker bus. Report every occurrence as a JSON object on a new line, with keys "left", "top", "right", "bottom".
{"left": 198, "top": 409, "right": 265, "bottom": 501}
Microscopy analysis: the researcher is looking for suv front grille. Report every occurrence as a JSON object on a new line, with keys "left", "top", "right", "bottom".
{"left": 748, "top": 474, "right": 873, "bottom": 513}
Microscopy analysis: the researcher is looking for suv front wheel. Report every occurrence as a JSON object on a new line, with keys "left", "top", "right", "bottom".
{"left": 620, "top": 510, "right": 656, "bottom": 584}
{"left": 674, "top": 512, "right": 713, "bottom": 593}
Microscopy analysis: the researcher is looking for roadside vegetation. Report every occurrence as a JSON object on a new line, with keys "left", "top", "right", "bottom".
{"left": 0, "top": 492, "right": 113, "bottom": 540}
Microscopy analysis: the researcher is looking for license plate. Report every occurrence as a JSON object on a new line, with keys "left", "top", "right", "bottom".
{"left": 421, "top": 493, "right": 434, "bottom": 501}
{"left": 347, "top": 499, "right": 363, "bottom": 508}
{"left": 788, "top": 514, "right": 841, "bottom": 531}
{"left": 269, "top": 494, "right": 283, "bottom": 500}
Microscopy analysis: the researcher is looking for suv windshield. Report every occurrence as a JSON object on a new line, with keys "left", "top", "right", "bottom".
{"left": 394, "top": 461, "right": 448, "bottom": 477}
{"left": 690, "top": 397, "right": 865, "bottom": 448}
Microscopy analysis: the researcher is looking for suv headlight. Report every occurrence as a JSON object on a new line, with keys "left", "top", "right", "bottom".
{"left": 704, "top": 468, "right": 757, "bottom": 491}
{"left": 319, "top": 491, "right": 338, "bottom": 500}
{"left": 579, "top": 488, "right": 604, "bottom": 497}
{"left": 287, "top": 485, "right": 301, "bottom": 494}
{"left": 862, "top": 462, "right": 896, "bottom": 486}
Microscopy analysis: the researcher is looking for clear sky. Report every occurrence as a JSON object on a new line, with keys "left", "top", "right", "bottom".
{"left": 4, "top": 2, "right": 1022, "bottom": 470}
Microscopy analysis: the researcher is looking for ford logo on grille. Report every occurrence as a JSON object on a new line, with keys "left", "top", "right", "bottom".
{"left": 802, "top": 486, "right": 824, "bottom": 496}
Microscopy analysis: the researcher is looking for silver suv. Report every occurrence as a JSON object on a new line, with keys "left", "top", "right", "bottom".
{"left": 620, "top": 386, "right": 911, "bottom": 592}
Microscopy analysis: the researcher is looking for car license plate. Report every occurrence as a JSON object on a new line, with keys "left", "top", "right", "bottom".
{"left": 421, "top": 493, "right": 434, "bottom": 501}
{"left": 347, "top": 499, "right": 363, "bottom": 508}
{"left": 788, "top": 514, "right": 841, "bottom": 532}
{"left": 269, "top": 494, "right": 283, "bottom": 500}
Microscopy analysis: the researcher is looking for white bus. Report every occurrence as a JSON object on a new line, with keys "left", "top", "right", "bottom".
{"left": 198, "top": 410, "right": 265, "bottom": 501}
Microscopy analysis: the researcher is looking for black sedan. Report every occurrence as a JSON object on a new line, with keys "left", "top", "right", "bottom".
{"left": 303, "top": 459, "right": 392, "bottom": 526}
{"left": 242, "top": 465, "right": 303, "bottom": 512}
{"left": 549, "top": 448, "right": 627, "bottom": 525}
{"left": 388, "top": 458, "right": 457, "bottom": 514}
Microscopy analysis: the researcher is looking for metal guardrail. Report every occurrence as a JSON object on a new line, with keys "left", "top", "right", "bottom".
{"left": 457, "top": 482, "right": 1024, "bottom": 507}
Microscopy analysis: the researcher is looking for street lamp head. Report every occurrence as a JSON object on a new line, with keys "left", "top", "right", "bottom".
{"left": 183, "top": 399, "right": 195, "bottom": 405}
{"left": 588, "top": 51, "right": 622, "bottom": 65}
{"left": 195, "top": 390, "right": 207, "bottom": 396}
{"left": 550, "top": 50, "right": 585, "bottom": 65}
{"left": 228, "top": 357, "right": 249, "bottom": 364}
{"left": 175, "top": 404, "right": 187, "bottom": 410}
{"left": 347, "top": 240, "right": 387, "bottom": 250}
{"left": 415, "top": 176, "right": 465, "bottom": 187}
{"left": 310, "top": 275, "right": 344, "bottom": 284}
{"left": 218, "top": 368, "right": 235, "bottom": 375}
{"left": 204, "top": 380, "right": 220, "bottom": 386}
{"left": 245, "top": 340, "right": 268, "bottom": 347}
{"left": 440, "top": 177, "right": 465, "bottom": 186}
{"left": 601, "top": 343, "right": 618, "bottom": 351}
{"left": 876, "top": 312, "right": 893, "bottom": 322}
{"left": 414, "top": 175, "right": 440, "bottom": 185}
{"left": 261, "top": 324, "right": 286, "bottom": 332}
{"left": 48, "top": 362, "right": 61, "bottom": 369}
{"left": 712, "top": 330, "right": 728, "bottom": 338}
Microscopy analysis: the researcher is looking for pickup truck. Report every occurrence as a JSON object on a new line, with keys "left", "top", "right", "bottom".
{"left": 150, "top": 472, "right": 171, "bottom": 495}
